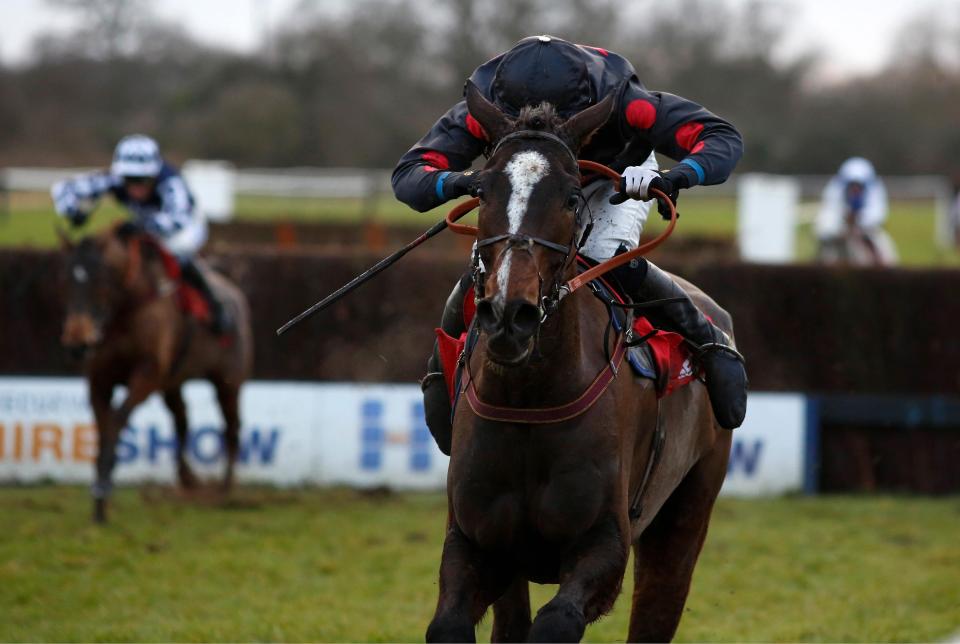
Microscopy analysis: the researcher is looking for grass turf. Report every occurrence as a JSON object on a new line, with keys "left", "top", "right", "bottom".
{"left": 2, "top": 191, "right": 959, "bottom": 267}
{"left": 1, "top": 486, "right": 958, "bottom": 642}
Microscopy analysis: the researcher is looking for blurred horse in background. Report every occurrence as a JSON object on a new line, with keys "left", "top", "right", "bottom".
{"left": 60, "top": 223, "right": 252, "bottom": 523}
{"left": 426, "top": 84, "right": 733, "bottom": 642}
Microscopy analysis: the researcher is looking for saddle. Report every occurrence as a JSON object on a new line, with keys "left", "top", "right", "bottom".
{"left": 435, "top": 258, "right": 699, "bottom": 409}
{"left": 133, "top": 237, "right": 212, "bottom": 325}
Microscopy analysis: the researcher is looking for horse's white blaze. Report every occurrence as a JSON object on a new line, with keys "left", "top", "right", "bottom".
{"left": 495, "top": 151, "right": 549, "bottom": 303}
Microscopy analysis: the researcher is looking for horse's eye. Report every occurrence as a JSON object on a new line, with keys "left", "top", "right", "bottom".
{"left": 566, "top": 194, "right": 580, "bottom": 210}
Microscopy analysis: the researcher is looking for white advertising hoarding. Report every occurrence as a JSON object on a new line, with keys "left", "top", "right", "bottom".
{"left": 0, "top": 378, "right": 447, "bottom": 489}
{"left": 0, "top": 378, "right": 809, "bottom": 495}
{"left": 722, "top": 392, "right": 809, "bottom": 495}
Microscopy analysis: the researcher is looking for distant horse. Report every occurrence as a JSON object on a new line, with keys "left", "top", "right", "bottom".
{"left": 425, "top": 83, "right": 734, "bottom": 642}
{"left": 60, "top": 223, "right": 253, "bottom": 523}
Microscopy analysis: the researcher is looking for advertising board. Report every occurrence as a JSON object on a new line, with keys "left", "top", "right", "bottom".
{"left": 0, "top": 379, "right": 808, "bottom": 495}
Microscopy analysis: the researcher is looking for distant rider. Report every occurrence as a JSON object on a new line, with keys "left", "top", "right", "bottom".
{"left": 51, "top": 134, "right": 232, "bottom": 333}
{"left": 816, "top": 157, "right": 897, "bottom": 265}
{"left": 392, "top": 36, "right": 747, "bottom": 453}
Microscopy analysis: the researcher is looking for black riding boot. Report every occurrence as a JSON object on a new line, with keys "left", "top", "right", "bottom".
{"left": 421, "top": 274, "right": 470, "bottom": 456}
{"left": 612, "top": 258, "right": 748, "bottom": 429}
{"left": 179, "top": 259, "right": 233, "bottom": 335}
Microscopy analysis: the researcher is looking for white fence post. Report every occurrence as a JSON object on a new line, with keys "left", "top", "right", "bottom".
{"left": 182, "top": 160, "right": 236, "bottom": 223}
{"left": 737, "top": 173, "right": 800, "bottom": 263}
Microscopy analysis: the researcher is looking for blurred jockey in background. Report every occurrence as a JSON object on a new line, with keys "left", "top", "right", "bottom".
{"left": 393, "top": 35, "right": 747, "bottom": 450}
{"left": 816, "top": 157, "right": 898, "bottom": 266}
{"left": 51, "top": 134, "right": 232, "bottom": 334}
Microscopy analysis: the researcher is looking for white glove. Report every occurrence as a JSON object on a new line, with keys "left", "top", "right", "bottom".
{"left": 620, "top": 166, "right": 660, "bottom": 200}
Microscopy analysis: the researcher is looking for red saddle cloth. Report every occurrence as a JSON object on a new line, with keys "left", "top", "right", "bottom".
{"left": 142, "top": 239, "right": 212, "bottom": 324}
{"left": 435, "top": 282, "right": 698, "bottom": 405}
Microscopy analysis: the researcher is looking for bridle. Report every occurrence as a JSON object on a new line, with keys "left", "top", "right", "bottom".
{"left": 445, "top": 150, "right": 677, "bottom": 304}
{"left": 444, "top": 129, "right": 680, "bottom": 427}
{"left": 468, "top": 129, "right": 590, "bottom": 322}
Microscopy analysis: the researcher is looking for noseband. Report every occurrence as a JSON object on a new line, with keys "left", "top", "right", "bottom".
{"left": 472, "top": 130, "right": 588, "bottom": 321}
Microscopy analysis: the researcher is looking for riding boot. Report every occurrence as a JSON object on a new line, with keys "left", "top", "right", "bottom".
{"left": 612, "top": 258, "right": 748, "bottom": 429}
{"left": 179, "top": 259, "right": 234, "bottom": 335}
{"left": 421, "top": 274, "right": 470, "bottom": 456}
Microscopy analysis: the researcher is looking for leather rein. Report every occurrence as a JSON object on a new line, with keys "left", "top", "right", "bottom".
{"left": 445, "top": 130, "right": 677, "bottom": 424}
{"left": 445, "top": 136, "right": 677, "bottom": 298}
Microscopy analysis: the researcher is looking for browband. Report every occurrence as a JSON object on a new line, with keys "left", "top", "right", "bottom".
{"left": 490, "top": 130, "right": 578, "bottom": 166}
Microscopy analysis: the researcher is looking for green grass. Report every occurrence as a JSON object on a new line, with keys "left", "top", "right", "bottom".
{"left": 2, "top": 191, "right": 959, "bottom": 267}
{"left": 1, "top": 487, "right": 958, "bottom": 642}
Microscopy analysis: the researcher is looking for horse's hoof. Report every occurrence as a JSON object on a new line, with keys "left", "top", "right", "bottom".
{"left": 528, "top": 598, "right": 585, "bottom": 643}
{"left": 426, "top": 614, "right": 474, "bottom": 643}
{"left": 178, "top": 467, "right": 200, "bottom": 490}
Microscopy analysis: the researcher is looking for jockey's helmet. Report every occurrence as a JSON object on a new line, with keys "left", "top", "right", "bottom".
{"left": 492, "top": 35, "right": 592, "bottom": 118}
{"left": 837, "top": 157, "right": 876, "bottom": 211}
{"left": 837, "top": 157, "right": 876, "bottom": 185}
{"left": 111, "top": 134, "right": 162, "bottom": 179}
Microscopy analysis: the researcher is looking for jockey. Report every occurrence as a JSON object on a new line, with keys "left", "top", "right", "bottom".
{"left": 51, "top": 134, "right": 232, "bottom": 334}
{"left": 392, "top": 36, "right": 747, "bottom": 451}
{"left": 815, "top": 157, "right": 897, "bottom": 265}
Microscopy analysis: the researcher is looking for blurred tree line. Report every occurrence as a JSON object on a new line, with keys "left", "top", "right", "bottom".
{"left": 0, "top": 0, "right": 958, "bottom": 175}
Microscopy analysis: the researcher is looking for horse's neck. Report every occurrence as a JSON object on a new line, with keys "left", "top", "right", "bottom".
{"left": 108, "top": 256, "right": 178, "bottom": 333}
{"left": 473, "top": 290, "right": 606, "bottom": 408}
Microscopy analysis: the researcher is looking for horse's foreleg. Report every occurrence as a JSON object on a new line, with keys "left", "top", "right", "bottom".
{"left": 89, "top": 373, "right": 115, "bottom": 523}
{"left": 427, "top": 520, "right": 511, "bottom": 643}
{"left": 528, "top": 515, "right": 629, "bottom": 643}
{"left": 627, "top": 440, "right": 728, "bottom": 642}
{"left": 491, "top": 576, "right": 531, "bottom": 643}
{"left": 213, "top": 378, "right": 241, "bottom": 493}
{"left": 163, "top": 388, "right": 197, "bottom": 489}
{"left": 114, "top": 363, "right": 160, "bottom": 428}
{"left": 91, "top": 363, "right": 159, "bottom": 520}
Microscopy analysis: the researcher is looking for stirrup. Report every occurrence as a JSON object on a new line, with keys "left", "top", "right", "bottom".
{"left": 420, "top": 371, "right": 444, "bottom": 392}
{"left": 688, "top": 340, "right": 746, "bottom": 364}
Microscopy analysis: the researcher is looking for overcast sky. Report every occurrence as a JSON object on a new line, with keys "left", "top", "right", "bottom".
{"left": 1, "top": 0, "right": 957, "bottom": 79}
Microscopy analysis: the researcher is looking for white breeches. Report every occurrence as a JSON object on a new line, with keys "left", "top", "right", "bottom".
{"left": 578, "top": 151, "right": 658, "bottom": 260}
{"left": 156, "top": 215, "right": 208, "bottom": 261}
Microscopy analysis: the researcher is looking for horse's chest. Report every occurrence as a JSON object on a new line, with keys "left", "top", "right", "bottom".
{"left": 451, "top": 454, "right": 611, "bottom": 551}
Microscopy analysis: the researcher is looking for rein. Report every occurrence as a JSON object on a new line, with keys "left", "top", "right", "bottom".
{"left": 444, "top": 161, "right": 677, "bottom": 298}
{"left": 446, "top": 133, "right": 678, "bottom": 425}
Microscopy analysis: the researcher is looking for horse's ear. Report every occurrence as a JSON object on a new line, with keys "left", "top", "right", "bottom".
{"left": 560, "top": 93, "right": 616, "bottom": 153}
{"left": 464, "top": 80, "right": 512, "bottom": 144}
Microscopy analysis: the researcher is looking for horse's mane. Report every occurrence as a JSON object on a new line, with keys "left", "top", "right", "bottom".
{"left": 513, "top": 102, "right": 564, "bottom": 135}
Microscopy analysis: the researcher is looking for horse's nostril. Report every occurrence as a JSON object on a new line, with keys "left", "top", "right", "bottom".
{"left": 475, "top": 300, "right": 500, "bottom": 333}
{"left": 506, "top": 301, "right": 541, "bottom": 338}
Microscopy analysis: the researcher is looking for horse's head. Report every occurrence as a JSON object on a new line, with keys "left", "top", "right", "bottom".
{"left": 60, "top": 223, "right": 143, "bottom": 355}
{"left": 465, "top": 81, "right": 614, "bottom": 365}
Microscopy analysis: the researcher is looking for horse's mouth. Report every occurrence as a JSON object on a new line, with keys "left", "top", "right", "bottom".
{"left": 61, "top": 313, "right": 103, "bottom": 353}
{"left": 484, "top": 333, "right": 534, "bottom": 367}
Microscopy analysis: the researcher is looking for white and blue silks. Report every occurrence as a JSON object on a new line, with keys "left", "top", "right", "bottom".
{"left": 816, "top": 157, "right": 888, "bottom": 239}
{"left": 51, "top": 162, "right": 207, "bottom": 260}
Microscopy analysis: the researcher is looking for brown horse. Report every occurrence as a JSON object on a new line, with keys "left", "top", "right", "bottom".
{"left": 60, "top": 223, "right": 253, "bottom": 523}
{"left": 425, "top": 84, "right": 734, "bottom": 642}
